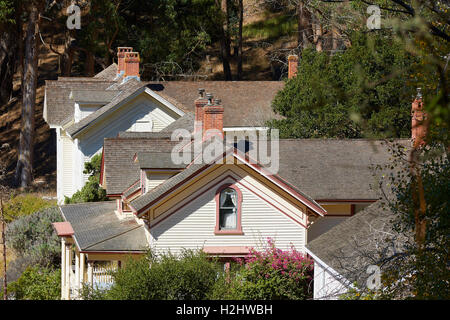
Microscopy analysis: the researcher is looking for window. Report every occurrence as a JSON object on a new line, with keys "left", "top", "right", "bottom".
{"left": 215, "top": 184, "right": 243, "bottom": 235}
{"left": 131, "top": 113, "right": 153, "bottom": 132}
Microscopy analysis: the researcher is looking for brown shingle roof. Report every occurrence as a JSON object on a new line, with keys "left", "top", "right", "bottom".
{"left": 146, "top": 81, "right": 284, "bottom": 127}
{"left": 44, "top": 63, "right": 285, "bottom": 129}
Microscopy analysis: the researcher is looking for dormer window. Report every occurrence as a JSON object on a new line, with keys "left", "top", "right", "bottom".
{"left": 215, "top": 184, "right": 243, "bottom": 235}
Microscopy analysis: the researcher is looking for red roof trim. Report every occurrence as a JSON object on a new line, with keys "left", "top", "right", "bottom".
{"left": 52, "top": 222, "right": 74, "bottom": 237}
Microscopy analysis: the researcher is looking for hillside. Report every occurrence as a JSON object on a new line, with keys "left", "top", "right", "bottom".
{"left": 0, "top": 2, "right": 299, "bottom": 195}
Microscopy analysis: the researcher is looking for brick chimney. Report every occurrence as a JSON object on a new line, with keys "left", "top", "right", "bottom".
{"left": 288, "top": 55, "right": 298, "bottom": 79}
{"left": 202, "top": 93, "right": 224, "bottom": 140}
{"left": 411, "top": 88, "right": 428, "bottom": 148}
{"left": 194, "top": 88, "right": 208, "bottom": 135}
{"left": 123, "top": 52, "right": 140, "bottom": 81}
{"left": 117, "top": 47, "right": 133, "bottom": 75}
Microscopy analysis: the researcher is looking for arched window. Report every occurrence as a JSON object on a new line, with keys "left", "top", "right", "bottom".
{"left": 215, "top": 184, "right": 243, "bottom": 235}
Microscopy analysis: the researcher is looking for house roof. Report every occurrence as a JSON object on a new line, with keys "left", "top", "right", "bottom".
{"left": 117, "top": 138, "right": 408, "bottom": 214}
{"left": 44, "top": 79, "right": 115, "bottom": 126}
{"left": 101, "top": 134, "right": 184, "bottom": 195}
{"left": 128, "top": 141, "right": 327, "bottom": 217}
{"left": 59, "top": 201, "right": 147, "bottom": 252}
{"left": 305, "top": 201, "right": 408, "bottom": 290}
{"left": 275, "top": 139, "right": 410, "bottom": 200}
{"left": 44, "top": 63, "right": 284, "bottom": 130}
{"left": 135, "top": 152, "right": 189, "bottom": 169}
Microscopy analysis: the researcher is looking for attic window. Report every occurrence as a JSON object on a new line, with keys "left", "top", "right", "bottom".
{"left": 215, "top": 184, "right": 243, "bottom": 235}
{"left": 131, "top": 114, "right": 153, "bottom": 132}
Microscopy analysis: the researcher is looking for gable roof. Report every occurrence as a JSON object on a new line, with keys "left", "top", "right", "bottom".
{"left": 128, "top": 142, "right": 326, "bottom": 217}
{"left": 59, "top": 201, "right": 147, "bottom": 252}
{"left": 101, "top": 134, "right": 185, "bottom": 195}
{"left": 305, "top": 201, "right": 408, "bottom": 290}
{"left": 44, "top": 63, "right": 285, "bottom": 130}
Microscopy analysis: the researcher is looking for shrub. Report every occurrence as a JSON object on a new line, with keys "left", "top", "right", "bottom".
{"left": 211, "top": 238, "right": 314, "bottom": 300}
{"left": 3, "top": 194, "right": 56, "bottom": 222}
{"left": 7, "top": 266, "right": 60, "bottom": 300}
{"left": 6, "top": 206, "right": 63, "bottom": 268}
{"left": 65, "top": 153, "right": 107, "bottom": 204}
{"left": 85, "top": 250, "right": 222, "bottom": 300}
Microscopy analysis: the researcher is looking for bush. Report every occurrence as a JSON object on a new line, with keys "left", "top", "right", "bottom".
{"left": 7, "top": 266, "right": 60, "bottom": 300}
{"left": 65, "top": 153, "right": 107, "bottom": 204}
{"left": 6, "top": 206, "right": 63, "bottom": 268}
{"left": 3, "top": 194, "right": 56, "bottom": 222}
{"left": 210, "top": 238, "right": 314, "bottom": 300}
{"left": 84, "top": 250, "right": 222, "bottom": 300}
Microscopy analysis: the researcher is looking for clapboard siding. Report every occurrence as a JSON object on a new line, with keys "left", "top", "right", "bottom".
{"left": 75, "top": 93, "right": 178, "bottom": 188}
{"left": 146, "top": 173, "right": 175, "bottom": 192}
{"left": 150, "top": 175, "right": 306, "bottom": 254}
{"left": 61, "top": 132, "right": 74, "bottom": 198}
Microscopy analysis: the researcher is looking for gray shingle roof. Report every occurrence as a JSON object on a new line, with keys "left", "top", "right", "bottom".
{"left": 66, "top": 79, "right": 146, "bottom": 137}
{"left": 306, "top": 201, "right": 408, "bottom": 289}
{"left": 276, "top": 139, "right": 410, "bottom": 200}
{"left": 59, "top": 201, "right": 148, "bottom": 252}
{"left": 93, "top": 63, "right": 119, "bottom": 80}
{"left": 161, "top": 113, "right": 195, "bottom": 133}
{"left": 102, "top": 136, "right": 184, "bottom": 195}
{"left": 136, "top": 152, "right": 189, "bottom": 169}
{"left": 44, "top": 79, "right": 116, "bottom": 126}
{"left": 70, "top": 90, "right": 120, "bottom": 103}
{"left": 128, "top": 139, "right": 409, "bottom": 214}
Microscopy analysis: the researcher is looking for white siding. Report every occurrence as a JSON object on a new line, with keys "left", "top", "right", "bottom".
{"left": 150, "top": 175, "right": 307, "bottom": 254}
{"left": 61, "top": 132, "right": 74, "bottom": 200}
{"left": 145, "top": 173, "right": 175, "bottom": 193}
{"left": 75, "top": 93, "right": 178, "bottom": 187}
{"left": 313, "top": 261, "right": 349, "bottom": 300}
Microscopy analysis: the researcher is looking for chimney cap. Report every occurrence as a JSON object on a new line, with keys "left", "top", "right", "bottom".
{"left": 288, "top": 54, "right": 298, "bottom": 61}
{"left": 198, "top": 88, "right": 205, "bottom": 97}
{"left": 214, "top": 98, "right": 221, "bottom": 105}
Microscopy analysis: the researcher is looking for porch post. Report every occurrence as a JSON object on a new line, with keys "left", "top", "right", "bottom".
{"left": 87, "top": 260, "right": 94, "bottom": 287}
{"left": 79, "top": 253, "right": 85, "bottom": 289}
{"left": 75, "top": 250, "right": 80, "bottom": 292}
{"left": 60, "top": 238, "right": 66, "bottom": 300}
{"left": 64, "top": 243, "right": 72, "bottom": 300}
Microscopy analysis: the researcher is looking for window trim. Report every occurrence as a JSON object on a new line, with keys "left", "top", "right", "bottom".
{"left": 214, "top": 184, "right": 243, "bottom": 235}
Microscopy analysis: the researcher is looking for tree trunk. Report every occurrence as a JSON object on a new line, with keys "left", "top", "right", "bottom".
{"left": 1, "top": 199, "right": 6, "bottom": 300}
{"left": 0, "top": 26, "right": 17, "bottom": 106}
{"left": 217, "top": 0, "right": 232, "bottom": 80}
{"left": 297, "top": 1, "right": 313, "bottom": 51}
{"left": 84, "top": 50, "right": 95, "bottom": 77}
{"left": 236, "top": 0, "right": 243, "bottom": 80}
{"left": 15, "top": 5, "right": 40, "bottom": 188}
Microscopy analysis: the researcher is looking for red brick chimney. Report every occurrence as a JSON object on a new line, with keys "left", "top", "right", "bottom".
{"left": 194, "top": 88, "right": 208, "bottom": 135}
{"left": 123, "top": 52, "right": 140, "bottom": 80}
{"left": 288, "top": 55, "right": 298, "bottom": 79}
{"left": 117, "top": 47, "right": 133, "bottom": 75}
{"left": 411, "top": 88, "right": 428, "bottom": 148}
{"left": 202, "top": 93, "right": 224, "bottom": 140}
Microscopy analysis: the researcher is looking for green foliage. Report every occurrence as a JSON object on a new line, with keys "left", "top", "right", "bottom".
{"left": 65, "top": 153, "right": 107, "bottom": 204}
{"left": 3, "top": 193, "right": 56, "bottom": 222}
{"left": 243, "top": 12, "right": 296, "bottom": 40}
{"left": 0, "top": 0, "right": 14, "bottom": 24}
{"left": 7, "top": 266, "right": 61, "bottom": 300}
{"left": 379, "top": 142, "right": 450, "bottom": 299}
{"left": 6, "top": 206, "right": 63, "bottom": 268}
{"left": 84, "top": 250, "right": 222, "bottom": 300}
{"left": 210, "top": 239, "right": 314, "bottom": 300}
{"left": 114, "top": 0, "right": 220, "bottom": 78}
{"left": 269, "top": 32, "right": 417, "bottom": 139}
